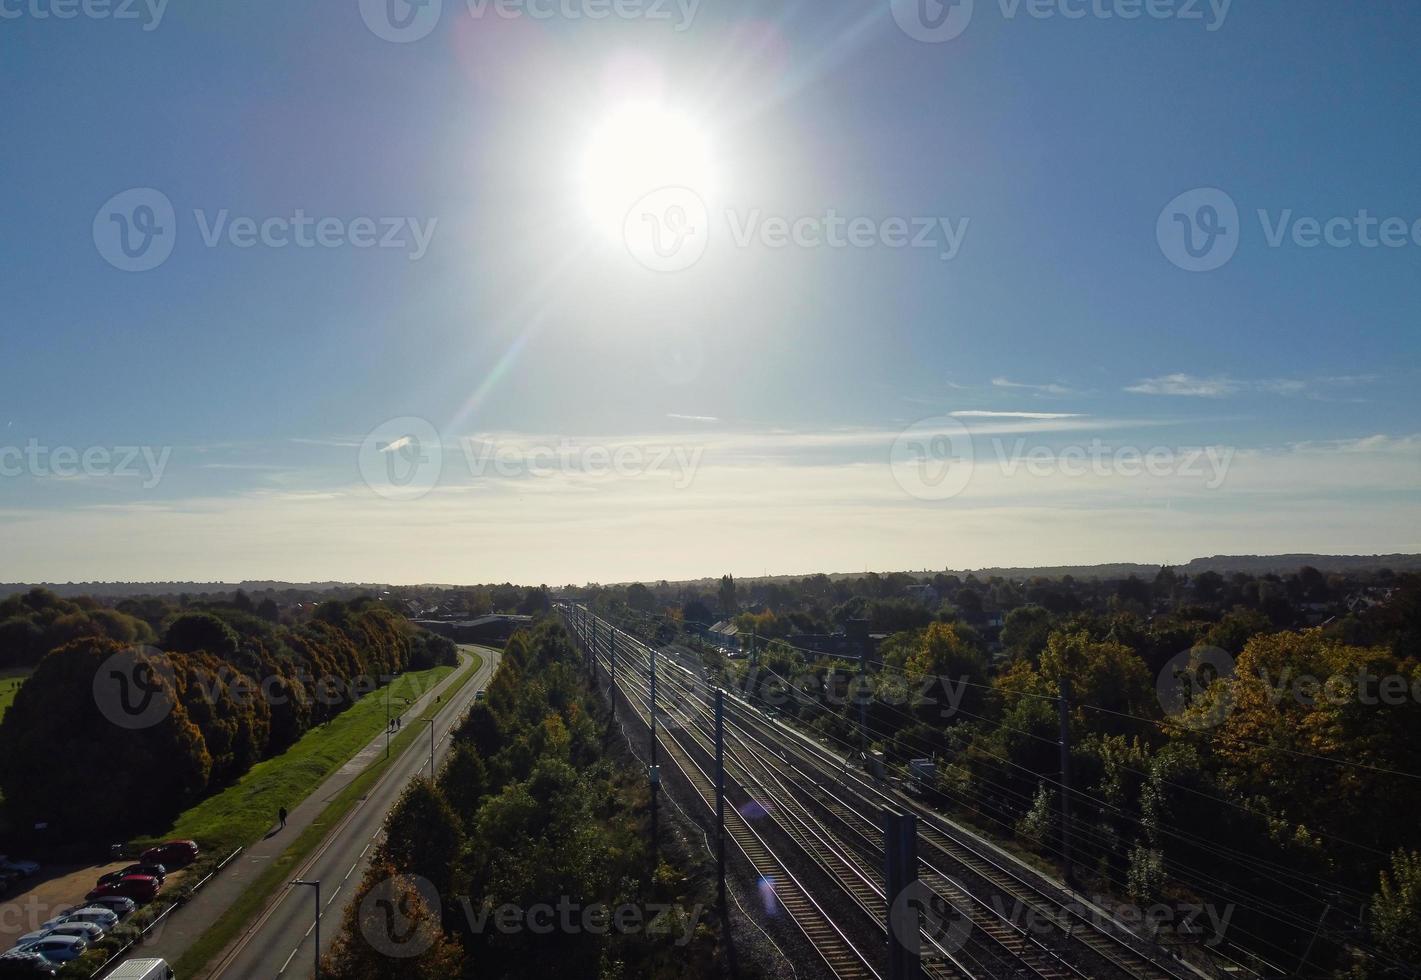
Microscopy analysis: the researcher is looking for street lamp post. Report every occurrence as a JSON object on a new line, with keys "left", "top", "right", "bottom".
{"left": 291, "top": 879, "right": 321, "bottom": 979}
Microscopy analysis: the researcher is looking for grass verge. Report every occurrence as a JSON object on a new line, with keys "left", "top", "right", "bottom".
{"left": 144, "top": 662, "right": 460, "bottom": 858}
{"left": 172, "top": 650, "right": 483, "bottom": 979}
{"left": 0, "top": 668, "right": 30, "bottom": 726}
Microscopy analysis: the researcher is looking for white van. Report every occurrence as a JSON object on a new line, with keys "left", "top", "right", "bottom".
{"left": 104, "top": 958, "right": 175, "bottom": 980}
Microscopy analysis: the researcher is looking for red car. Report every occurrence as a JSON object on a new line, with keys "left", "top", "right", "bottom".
{"left": 139, "top": 840, "right": 199, "bottom": 868}
{"left": 87, "top": 874, "right": 160, "bottom": 903}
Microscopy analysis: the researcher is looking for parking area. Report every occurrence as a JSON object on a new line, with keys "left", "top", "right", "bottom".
{"left": 1, "top": 862, "right": 131, "bottom": 948}
{"left": 0, "top": 860, "right": 187, "bottom": 952}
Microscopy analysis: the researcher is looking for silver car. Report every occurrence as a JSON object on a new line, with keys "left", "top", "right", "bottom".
{"left": 42, "top": 906, "right": 118, "bottom": 932}
{"left": 13, "top": 934, "right": 88, "bottom": 963}
{"left": 18, "top": 921, "right": 105, "bottom": 945}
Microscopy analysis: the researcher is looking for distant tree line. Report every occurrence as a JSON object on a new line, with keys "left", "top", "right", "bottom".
{"left": 0, "top": 588, "right": 156, "bottom": 670}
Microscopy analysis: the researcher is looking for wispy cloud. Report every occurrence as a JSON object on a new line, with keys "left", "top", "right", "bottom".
{"left": 992, "top": 377, "right": 1081, "bottom": 396}
{"left": 1125, "top": 373, "right": 1378, "bottom": 398}
{"left": 667, "top": 414, "right": 720, "bottom": 423}
{"left": 952, "top": 410, "right": 1085, "bottom": 420}
{"left": 1125, "top": 374, "right": 1242, "bottom": 397}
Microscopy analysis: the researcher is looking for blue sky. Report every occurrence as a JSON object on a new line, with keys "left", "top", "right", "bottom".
{"left": 2, "top": 0, "right": 1418, "bottom": 584}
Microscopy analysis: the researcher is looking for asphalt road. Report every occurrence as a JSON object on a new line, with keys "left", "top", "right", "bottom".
{"left": 208, "top": 645, "right": 500, "bottom": 979}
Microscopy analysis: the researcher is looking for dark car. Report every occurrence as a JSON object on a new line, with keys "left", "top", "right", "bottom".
{"left": 86, "top": 875, "right": 160, "bottom": 904}
{"left": 98, "top": 863, "right": 166, "bottom": 887}
{"left": 138, "top": 840, "right": 198, "bottom": 868}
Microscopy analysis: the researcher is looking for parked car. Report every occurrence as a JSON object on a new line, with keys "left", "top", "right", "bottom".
{"left": 139, "top": 840, "right": 198, "bottom": 868}
{"left": 0, "top": 948, "right": 57, "bottom": 975}
{"left": 71, "top": 895, "right": 137, "bottom": 919}
{"left": 98, "top": 863, "right": 166, "bottom": 886}
{"left": 16, "top": 920, "right": 105, "bottom": 947}
{"left": 103, "top": 958, "right": 174, "bottom": 980}
{"left": 11, "top": 935, "right": 87, "bottom": 963}
{"left": 86, "top": 875, "right": 160, "bottom": 903}
{"left": 43, "top": 907, "right": 118, "bottom": 932}
{"left": 0, "top": 855, "right": 40, "bottom": 877}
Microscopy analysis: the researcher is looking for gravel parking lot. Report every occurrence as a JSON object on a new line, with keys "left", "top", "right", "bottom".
{"left": 1, "top": 861, "right": 141, "bottom": 949}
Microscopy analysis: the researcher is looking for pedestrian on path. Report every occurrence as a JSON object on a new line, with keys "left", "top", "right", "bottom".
{"left": 278, "top": 806, "right": 287, "bottom": 829}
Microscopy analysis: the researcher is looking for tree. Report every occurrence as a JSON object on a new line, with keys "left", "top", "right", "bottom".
{"left": 1001, "top": 605, "right": 1053, "bottom": 662}
{"left": 717, "top": 575, "right": 737, "bottom": 616}
{"left": 164, "top": 612, "right": 241, "bottom": 662}
{"left": 440, "top": 743, "right": 490, "bottom": 829}
{"left": 1371, "top": 850, "right": 1421, "bottom": 968}
{"left": 626, "top": 582, "right": 655, "bottom": 612}
{"left": 383, "top": 778, "right": 464, "bottom": 900}
{"left": 1116, "top": 576, "right": 1152, "bottom": 608}
{"left": 1192, "top": 571, "right": 1224, "bottom": 603}
{"left": 0, "top": 588, "right": 154, "bottom": 669}
{"left": 1202, "top": 630, "right": 1421, "bottom": 864}
{"left": 1153, "top": 567, "right": 1179, "bottom": 602}
{"left": 954, "top": 588, "right": 983, "bottom": 617}
{"left": 322, "top": 857, "right": 464, "bottom": 980}
{"left": 1037, "top": 629, "right": 1152, "bottom": 718}
{"left": 0, "top": 639, "right": 211, "bottom": 836}
{"left": 257, "top": 598, "right": 281, "bottom": 623}
{"left": 905, "top": 622, "right": 985, "bottom": 680}
{"left": 682, "top": 599, "right": 714, "bottom": 627}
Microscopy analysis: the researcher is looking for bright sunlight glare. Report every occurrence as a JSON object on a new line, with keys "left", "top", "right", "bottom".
{"left": 578, "top": 101, "right": 716, "bottom": 238}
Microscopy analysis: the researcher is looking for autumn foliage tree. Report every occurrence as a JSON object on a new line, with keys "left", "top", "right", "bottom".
{"left": 0, "top": 597, "right": 455, "bottom": 840}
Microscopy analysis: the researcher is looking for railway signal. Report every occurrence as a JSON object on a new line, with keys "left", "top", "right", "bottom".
{"left": 650, "top": 640, "right": 659, "bottom": 855}
{"left": 715, "top": 687, "right": 726, "bottom": 919}
{"left": 1058, "top": 674, "right": 1074, "bottom": 885}
{"left": 883, "top": 812, "right": 923, "bottom": 980}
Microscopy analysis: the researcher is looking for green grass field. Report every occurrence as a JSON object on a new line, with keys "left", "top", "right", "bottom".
{"left": 149, "top": 660, "right": 460, "bottom": 857}
{"left": 172, "top": 649, "right": 483, "bottom": 978}
{"left": 0, "top": 669, "right": 29, "bottom": 726}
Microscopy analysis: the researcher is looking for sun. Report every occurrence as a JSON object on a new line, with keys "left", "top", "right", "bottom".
{"left": 578, "top": 101, "right": 716, "bottom": 237}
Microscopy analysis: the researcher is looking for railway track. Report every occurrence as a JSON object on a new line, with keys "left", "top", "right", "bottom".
{"left": 570, "top": 607, "right": 1198, "bottom": 980}
{"left": 585, "top": 615, "right": 1075, "bottom": 980}
{"left": 611, "top": 630, "right": 1078, "bottom": 980}
{"left": 567, "top": 610, "right": 883, "bottom": 980}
